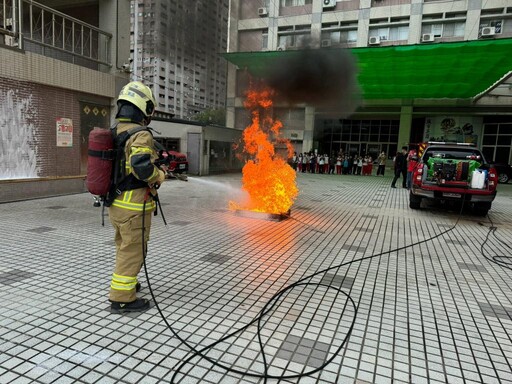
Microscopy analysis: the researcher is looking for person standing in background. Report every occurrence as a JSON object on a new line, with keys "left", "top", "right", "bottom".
{"left": 336, "top": 154, "right": 342, "bottom": 175}
{"left": 357, "top": 156, "right": 363, "bottom": 175}
{"left": 376, "top": 151, "right": 387, "bottom": 176}
{"left": 329, "top": 155, "right": 336, "bottom": 174}
{"left": 391, "top": 146, "right": 408, "bottom": 188}
{"left": 407, "top": 148, "right": 418, "bottom": 189}
{"left": 318, "top": 155, "right": 325, "bottom": 174}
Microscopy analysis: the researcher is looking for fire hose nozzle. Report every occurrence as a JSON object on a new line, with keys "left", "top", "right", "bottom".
{"left": 93, "top": 196, "right": 101, "bottom": 207}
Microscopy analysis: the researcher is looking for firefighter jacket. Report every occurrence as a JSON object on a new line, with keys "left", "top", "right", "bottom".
{"left": 111, "top": 122, "right": 165, "bottom": 212}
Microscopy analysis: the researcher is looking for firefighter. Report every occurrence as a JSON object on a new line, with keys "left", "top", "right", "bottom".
{"left": 109, "top": 81, "right": 166, "bottom": 314}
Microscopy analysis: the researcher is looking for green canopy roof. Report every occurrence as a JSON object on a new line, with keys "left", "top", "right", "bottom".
{"left": 224, "top": 38, "right": 512, "bottom": 100}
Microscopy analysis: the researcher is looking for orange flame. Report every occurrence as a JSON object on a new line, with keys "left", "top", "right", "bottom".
{"left": 230, "top": 84, "right": 298, "bottom": 214}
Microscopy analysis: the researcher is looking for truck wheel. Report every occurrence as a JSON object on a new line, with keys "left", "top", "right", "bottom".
{"left": 473, "top": 202, "right": 491, "bottom": 217}
{"left": 409, "top": 192, "right": 422, "bottom": 209}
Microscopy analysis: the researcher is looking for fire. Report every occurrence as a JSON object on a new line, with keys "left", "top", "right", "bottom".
{"left": 230, "top": 84, "right": 298, "bottom": 214}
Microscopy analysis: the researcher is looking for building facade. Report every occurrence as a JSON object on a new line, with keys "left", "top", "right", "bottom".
{"left": 130, "top": 0, "right": 229, "bottom": 120}
{"left": 0, "top": 0, "right": 131, "bottom": 201}
{"left": 226, "top": 0, "right": 512, "bottom": 164}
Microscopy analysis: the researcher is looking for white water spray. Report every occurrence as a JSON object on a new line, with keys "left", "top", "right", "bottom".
{"left": 0, "top": 90, "right": 39, "bottom": 179}
{"left": 187, "top": 176, "right": 249, "bottom": 201}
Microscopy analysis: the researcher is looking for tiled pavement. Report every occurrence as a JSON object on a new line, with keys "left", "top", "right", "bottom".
{"left": 1, "top": 173, "right": 511, "bottom": 384}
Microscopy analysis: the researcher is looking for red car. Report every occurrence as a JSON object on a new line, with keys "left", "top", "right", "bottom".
{"left": 160, "top": 150, "right": 188, "bottom": 179}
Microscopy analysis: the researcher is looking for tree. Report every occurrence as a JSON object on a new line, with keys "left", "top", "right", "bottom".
{"left": 192, "top": 108, "right": 226, "bottom": 126}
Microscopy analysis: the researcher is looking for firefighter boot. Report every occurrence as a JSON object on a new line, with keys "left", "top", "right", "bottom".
{"left": 111, "top": 298, "right": 150, "bottom": 314}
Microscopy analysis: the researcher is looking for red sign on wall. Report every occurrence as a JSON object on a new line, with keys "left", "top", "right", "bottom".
{"left": 56, "top": 118, "right": 73, "bottom": 147}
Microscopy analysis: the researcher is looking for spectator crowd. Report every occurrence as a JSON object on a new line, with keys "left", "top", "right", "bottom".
{"left": 290, "top": 151, "right": 389, "bottom": 176}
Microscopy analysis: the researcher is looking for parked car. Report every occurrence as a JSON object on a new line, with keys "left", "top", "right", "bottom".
{"left": 410, "top": 142, "right": 498, "bottom": 216}
{"left": 491, "top": 162, "right": 512, "bottom": 184}
{"left": 160, "top": 150, "right": 188, "bottom": 179}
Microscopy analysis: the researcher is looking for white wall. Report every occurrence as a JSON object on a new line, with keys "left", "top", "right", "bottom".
{"left": 150, "top": 120, "right": 203, "bottom": 155}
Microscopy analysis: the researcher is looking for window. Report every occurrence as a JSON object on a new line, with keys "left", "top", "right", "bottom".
{"left": 343, "top": 30, "right": 358, "bottom": 43}
{"left": 369, "top": 26, "right": 409, "bottom": 41}
{"left": 431, "top": 24, "right": 443, "bottom": 37}
{"left": 262, "top": 31, "right": 268, "bottom": 50}
{"left": 281, "top": 0, "right": 312, "bottom": 6}
{"left": 442, "top": 23, "right": 465, "bottom": 37}
{"left": 278, "top": 25, "right": 311, "bottom": 48}
{"left": 481, "top": 8, "right": 504, "bottom": 16}
{"left": 323, "top": 30, "right": 357, "bottom": 43}
{"left": 422, "top": 22, "right": 465, "bottom": 37}
{"left": 389, "top": 26, "right": 409, "bottom": 40}
{"left": 479, "top": 19, "right": 508, "bottom": 33}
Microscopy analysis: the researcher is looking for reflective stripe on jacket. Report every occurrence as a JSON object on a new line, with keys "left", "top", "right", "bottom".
{"left": 111, "top": 123, "right": 165, "bottom": 212}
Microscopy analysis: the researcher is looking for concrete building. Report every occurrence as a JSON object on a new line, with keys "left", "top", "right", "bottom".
{"left": 0, "top": 0, "right": 239, "bottom": 202}
{"left": 225, "top": 0, "right": 512, "bottom": 164}
{"left": 150, "top": 111, "right": 242, "bottom": 176}
{"left": 130, "top": 0, "right": 229, "bottom": 120}
{"left": 0, "top": 0, "right": 133, "bottom": 201}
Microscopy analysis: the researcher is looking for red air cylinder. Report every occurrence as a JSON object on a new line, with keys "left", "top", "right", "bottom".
{"left": 86, "top": 127, "right": 114, "bottom": 196}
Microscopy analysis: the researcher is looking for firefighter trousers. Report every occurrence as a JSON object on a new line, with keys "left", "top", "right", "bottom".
{"left": 108, "top": 205, "right": 152, "bottom": 303}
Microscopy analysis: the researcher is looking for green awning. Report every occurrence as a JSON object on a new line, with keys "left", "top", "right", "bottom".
{"left": 223, "top": 38, "right": 512, "bottom": 100}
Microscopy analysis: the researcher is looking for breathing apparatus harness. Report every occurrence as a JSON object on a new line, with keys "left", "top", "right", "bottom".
{"left": 89, "top": 124, "right": 173, "bottom": 225}
{"left": 138, "top": 180, "right": 508, "bottom": 383}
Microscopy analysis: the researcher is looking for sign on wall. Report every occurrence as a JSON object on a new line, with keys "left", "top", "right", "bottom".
{"left": 56, "top": 118, "right": 73, "bottom": 147}
{"left": 424, "top": 116, "right": 482, "bottom": 145}
{"left": 282, "top": 129, "right": 304, "bottom": 140}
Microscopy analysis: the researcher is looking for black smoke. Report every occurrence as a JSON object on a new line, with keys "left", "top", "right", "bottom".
{"left": 259, "top": 48, "right": 360, "bottom": 115}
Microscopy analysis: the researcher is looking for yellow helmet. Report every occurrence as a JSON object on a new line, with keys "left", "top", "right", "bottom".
{"left": 117, "top": 81, "right": 156, "bottom": 117}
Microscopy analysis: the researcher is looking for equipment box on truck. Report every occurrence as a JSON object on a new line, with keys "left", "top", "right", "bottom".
{"left": 409, "top": 142, "right": 498, "bottom": 216}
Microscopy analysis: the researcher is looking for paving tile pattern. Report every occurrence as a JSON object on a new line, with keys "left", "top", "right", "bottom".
{"left": 0, "top": 174, "right": 511, "bottom": 383}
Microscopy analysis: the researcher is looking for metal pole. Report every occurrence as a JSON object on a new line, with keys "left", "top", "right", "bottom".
{"left": 52, "top": 13, "right": 55, "bottom": 47}
{"left": 17, "top": 0, "right": 22, "bottom": 49}
{"left": 29, "top": 1, "right": 33, "bottom": 41}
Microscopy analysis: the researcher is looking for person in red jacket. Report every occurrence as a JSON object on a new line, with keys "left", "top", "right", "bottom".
{"left": 407, "top": 149, "right": 418, "bottom": 189}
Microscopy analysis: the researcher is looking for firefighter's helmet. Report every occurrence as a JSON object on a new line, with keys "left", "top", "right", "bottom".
{"left": 117, "top": 81, "right": 156, "bottom": 118}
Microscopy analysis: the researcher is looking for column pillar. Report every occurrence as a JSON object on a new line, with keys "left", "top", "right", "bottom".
{"left": 398, "top": 106, "right": 413, "bottom": 148}
{"left": 465, "top": 0, "right": 483, "bottom": 40}
{"left": 226, "top": 0, "right": 240, "bottom": 128}
{"left": 303, "top": 106, "right": 315, "bottom": 152}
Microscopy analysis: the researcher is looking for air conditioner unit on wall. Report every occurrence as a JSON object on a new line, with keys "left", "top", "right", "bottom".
{"left": 321, "top": 39, "right": 332, "bottom": 47}
{"left": 277, "top": 44, "right": 286, "bottom": 51}
{"left": 368, "top": 36, "right": 380, "bottom": 45}
{"left": 323, "top": 0, "right": 336, "bottom": 10}
{"left": 421, "top": 33, "right": 435, "bottom": 43}
{"left": 258, "top": 7, "right": 268, "bottom": 17}
{"left": 481, "top": 26, "right": 496, "bottom": 37}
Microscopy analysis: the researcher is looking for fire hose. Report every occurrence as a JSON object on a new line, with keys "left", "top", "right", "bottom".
{"left": 138, "top": 186, "right": 509, "bottom": 383}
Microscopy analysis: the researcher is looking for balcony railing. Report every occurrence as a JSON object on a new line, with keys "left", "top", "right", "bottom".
{"left": 0, "top": 0, "right": 112, "bottom": 69}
